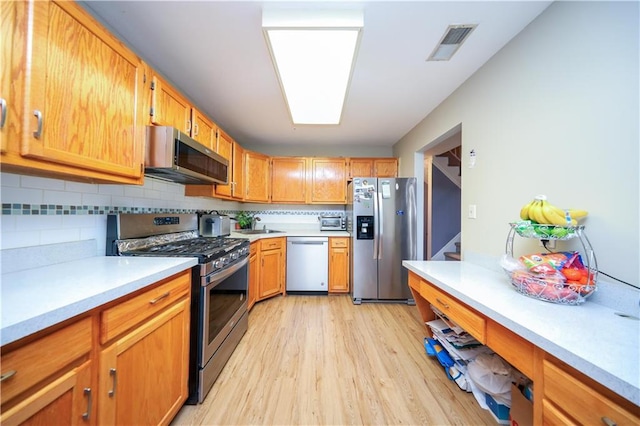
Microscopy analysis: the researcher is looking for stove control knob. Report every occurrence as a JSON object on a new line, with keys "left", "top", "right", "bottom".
{"left": 240, "top": 247, "right": 248, "bottom": 256}
{"left": 214, "top": 260, "right": 223, "bottom": 269}
{"left": 231, "top": 252, "right": 239, "bottom": 260}
{"left": 222, "top": 256, "right": 229, "bottom": 265}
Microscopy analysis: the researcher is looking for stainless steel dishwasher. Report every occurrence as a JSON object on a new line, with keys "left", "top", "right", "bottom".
{"left": 286, "top": 236, "right": 328, "bottom": 292}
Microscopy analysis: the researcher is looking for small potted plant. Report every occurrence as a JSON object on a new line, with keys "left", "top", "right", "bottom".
{"left": 235, "top": 211, "right": 254, "bottom": 229}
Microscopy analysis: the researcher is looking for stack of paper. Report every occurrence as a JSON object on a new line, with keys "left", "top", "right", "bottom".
{"left": 426, "top": 306, "right": 493, "bottom": 362}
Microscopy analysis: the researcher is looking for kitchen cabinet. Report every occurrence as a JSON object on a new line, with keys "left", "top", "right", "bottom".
{"left": 0, "top": 0, "right": 15, "bottom": 153}
{"left": 245, "top": 150, "right": 271, "bottom": 203}
{"left": 348, "top": 158, "right": 398, "bottom": 179}
{"left": 540, "top": 354, "right": 640, "bottom": 425}
{"left": 257, "top": 237, "right": 286, "bottom": 300}
{"left": 98, "top": 271, "right": 190, "bottom": 426}
{"left": 328, "top": 237, "right": 350, "bottom": 293}
{"left": 408, "top": 270, "right": 640, "bottom": 426}
{"left": 1, "top": 317, "right": 94, "bottom": 425}
{"left": 248, "top": 242, "right": 259, "bottom": 310}
{"left": 149, "top": 72, "right": 218, "bottom": 150}
{"left": 271, "top": 157, "right": 307, "bottom": 204}
{"left": 191, "top": 109, "right": 218, "bottom": 151}
{"left": 2, "top": 0, "right": 146, "bottom": 184}
{"left": 308, "top": 158, "right": 347, "bottom": 204}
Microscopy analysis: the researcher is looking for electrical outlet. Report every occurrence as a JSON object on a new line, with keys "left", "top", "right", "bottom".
{"left": 468, "top": 204, "right": 477, "bottom": 219}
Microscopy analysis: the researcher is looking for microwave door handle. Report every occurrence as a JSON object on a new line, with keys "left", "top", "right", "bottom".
{"left": 378, "top": 191, "right": 383, "bottom": 260}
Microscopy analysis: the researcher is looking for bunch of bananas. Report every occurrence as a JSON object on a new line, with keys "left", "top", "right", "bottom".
{"left": 520, "top": 195, "right": 588, "bottom": 226}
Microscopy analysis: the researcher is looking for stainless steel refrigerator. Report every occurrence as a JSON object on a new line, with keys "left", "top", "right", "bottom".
{"left": 347, "top": 177, "right": 417, "bottom": 304}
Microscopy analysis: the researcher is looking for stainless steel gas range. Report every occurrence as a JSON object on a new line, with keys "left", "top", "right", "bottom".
{"left": 106, "top": 213, "right": 249, "bottom": 404}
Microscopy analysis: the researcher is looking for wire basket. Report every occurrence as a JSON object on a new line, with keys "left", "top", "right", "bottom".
{"left": 504, "top": 222, "right": 598, "bottom": 306}
{"left": 505, "top": 269, "right": 596, "bottom": 305}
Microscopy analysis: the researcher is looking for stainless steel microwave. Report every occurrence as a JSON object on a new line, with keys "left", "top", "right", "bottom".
{"left": 144, "top": 126, "right": 229, "bottom": 185}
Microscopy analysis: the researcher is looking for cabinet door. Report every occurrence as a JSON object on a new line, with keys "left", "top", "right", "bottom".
{"left": 215, "top": 131, "right": 233, "bottom": 198}
{"left": 248, "top": 243, "right": 259, "bottom": 310}
{"left": 1, "top": 361, "right": 93, "bottom": 426}
{"left": 9, "top": 1, "right": 145, "bottom": 183}
{"left": 329, "top": 238, "right": 350, "bottom": 293}
{"left": 150, "top": 74, "right": 191, "bottom": 133}
{"left": 191, "top": 109, "right": 217, "bottom": 150}
{"left": 0, "top": 0, "right": 15, "bottom": 153}
{"left": 245, "top": 151, "right": 270, "bottom": 202}
{"left": 374, "top": 158, "right": 398, "bottom": 177}
{"left": 348, "top": 158, "right": 373, "bottom": 179}
{"left": 259, "top": 249, "right": 283, "bottom": 299}
{"left": 98, "top": 299, "right": 190, "bottom": 426}
{"left": 308, "top": 158, "right": 347, "bottom": 204}
{"left": 232, "top": 142, "right": 245, "bottom": 200}
{"left": 271, "top": 157, "right": 307, "bottom": 203}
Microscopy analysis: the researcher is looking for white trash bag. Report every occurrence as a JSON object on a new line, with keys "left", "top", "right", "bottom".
{"left": 467, "top": 353, "right": 514, "bottom": 406}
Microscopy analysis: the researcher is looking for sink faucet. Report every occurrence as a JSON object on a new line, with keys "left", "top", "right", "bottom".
{"left": 252, "top": 216, "right": 261, "bottom": 230}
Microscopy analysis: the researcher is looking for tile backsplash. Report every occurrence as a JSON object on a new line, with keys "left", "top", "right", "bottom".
{"left": 0, "top": 172, "right": 343, "bottom": 255}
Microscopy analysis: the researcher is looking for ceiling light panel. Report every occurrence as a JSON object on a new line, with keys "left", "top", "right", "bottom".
{"left": 263, "top": 9, "right": 363, "bottom": 125}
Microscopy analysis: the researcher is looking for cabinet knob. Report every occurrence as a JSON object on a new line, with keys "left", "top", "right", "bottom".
{"left": 601, "top": 417, "right": 617, "bottom": 426}
{"left": 0, "top": 98, "right": 6, "bottom": 129}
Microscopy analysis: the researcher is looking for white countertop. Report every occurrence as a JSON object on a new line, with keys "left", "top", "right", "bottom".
{"left": 1, "top": 256, "right": 198, "bottom": 346}
{"left": 403, "top": 260, "right": 640, "bottom": 406}
{"left": 229, "top": 228, "right": 349, "bottom": 242}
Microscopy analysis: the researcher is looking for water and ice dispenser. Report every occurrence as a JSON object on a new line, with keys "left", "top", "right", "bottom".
{"left": 356, "top": 216, "right": 374, "bottom": 240}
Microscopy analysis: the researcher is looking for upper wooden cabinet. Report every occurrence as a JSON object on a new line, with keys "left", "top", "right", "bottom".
{"left": 271, "top": 157, "right": 307, "bottom": 204}
{"left": 348, "top": 157, "right": 398, "bottom": 179}
{"left": 1, "top": 0, "right": 146, "bottom": 184}
{"left": 245, "top": 151, "right": 270, "bottom": 202}
{"left": 0, "top": 0, "right": 15, "bottom": 154}
{"left": 191, "top": 108, "right": 218, "bottom": 151}
{"left": 308, "top": 158, "right": 347, "bottom": 204}
{"left": 149, "top": 73, "right": 218, "bottom": 149}
{"left": 149, "top": 73, "right": 191, "bottom": 133}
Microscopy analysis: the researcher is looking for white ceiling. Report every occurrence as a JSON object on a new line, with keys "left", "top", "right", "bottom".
{"left": 82, "top": 1, "right": 552, "bottom": 148}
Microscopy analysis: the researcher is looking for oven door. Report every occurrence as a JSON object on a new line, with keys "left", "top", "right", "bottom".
{"left": 201, "top": 257, "right": 248, "bottom": 366}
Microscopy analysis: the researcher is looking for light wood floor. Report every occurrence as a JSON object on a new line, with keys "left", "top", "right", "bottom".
{"left": 172, "top": 294, "right": 496, "bottom": 426}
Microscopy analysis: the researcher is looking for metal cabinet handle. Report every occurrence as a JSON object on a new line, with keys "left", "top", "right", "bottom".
{"left": 0, "top": 98, "right": 6, "bottom": 129}
{"left": 193, "top": 122, "right": 199, "bottom": 136}
{"left": 149, "top": 292, "right": 170, "bottom": 305}
{"left": 82, "top": 388, "right": 92, "bottom": 420}
{"left": 186, "top": 119, "right": 191, "bottom": 132}
{"left": 0, "top": 370, "right": 16, "bottom": 382}
{"left": 601, "top": 417, "right": 617, "bottom": 426}
{"left": 436, "top": 298, "right": 450, "bottom": 309}
{"left": 33, "top": 110, "right": 43, "bottom": 138}
{"left": 108, "top": 368, "right": 117, "bottom": 397}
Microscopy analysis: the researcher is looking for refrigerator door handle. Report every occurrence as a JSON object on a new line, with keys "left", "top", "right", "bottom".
{"left": 373, "top": 190, "right": 379, "bottom": 260}
{"left": 378, "top": 191, "right": 384, "bottom": 260}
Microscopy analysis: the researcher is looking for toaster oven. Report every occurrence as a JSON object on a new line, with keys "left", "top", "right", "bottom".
{"left": 320, "top": 215, "right": 346, "bottom": 231}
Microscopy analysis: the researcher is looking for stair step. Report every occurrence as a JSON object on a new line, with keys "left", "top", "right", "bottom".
{"left": 454, "top": 242, "right": 461, "bottom": 253}
{"left": 444, "top": 252, "right": 461, "bottom": 261}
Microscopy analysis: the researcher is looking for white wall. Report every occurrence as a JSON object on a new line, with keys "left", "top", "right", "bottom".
{"left": 394, "top": 1, "right": 639, "bottom": 286}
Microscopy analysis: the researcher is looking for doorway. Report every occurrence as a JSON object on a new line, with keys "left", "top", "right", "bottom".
{"left": 420, "top": 125, "right": 462, "bottom": 260}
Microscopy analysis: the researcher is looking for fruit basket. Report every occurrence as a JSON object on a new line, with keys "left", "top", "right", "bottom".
{"left": 503, "top": 222, "right": 598, "bottom": 306}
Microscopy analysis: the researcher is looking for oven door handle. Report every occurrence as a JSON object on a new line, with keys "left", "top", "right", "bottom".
{"left": 203, "top": 257, "right": 248, "bottom": 288}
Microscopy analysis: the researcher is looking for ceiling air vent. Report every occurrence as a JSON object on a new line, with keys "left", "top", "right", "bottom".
{"left": 427, "top": 24, "right": 477, "bottom": 61}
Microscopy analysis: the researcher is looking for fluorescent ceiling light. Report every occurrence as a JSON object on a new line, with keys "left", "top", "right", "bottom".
{"left": 263, "top": 9, "right": 363, "bottom": 125}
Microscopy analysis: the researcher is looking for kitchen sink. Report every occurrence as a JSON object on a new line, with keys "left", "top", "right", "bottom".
{"left": 235, "top": 229, "right": 284, "bottom": 234}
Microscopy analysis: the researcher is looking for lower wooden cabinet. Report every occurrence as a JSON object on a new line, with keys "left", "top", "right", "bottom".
{"left": 540, "top": 355, "right": 640, "bottom": 426}
{"left": 257, "top": 237, "right": 286, "bottom": 300}
{"left": 1, "top": 270, "right": 191, "bottom": 426}
{"left": 328, "top": 237, "right": 350, "bottom": 293}
{"left": 1, "top": 318, "right": 94, "bottom": 426}
{"left": 98, "top": 272, "right": 190, "bottom": 426}
{"left": 248, "top": 241, "right": 259, "bottom": 310}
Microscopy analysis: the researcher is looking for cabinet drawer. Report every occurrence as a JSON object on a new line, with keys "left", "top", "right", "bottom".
{"left": 250, "top": 242, "right": 259, "bottom": 256}
{"left": 1, "top": 317, "right": 92, "bottom": 404}
{"left": 330, "top": 238, "right": 349, "bottom": 248}
{"left": 420, "top": 281, "right": 486, "bottom": 343}
{"left": 543, "top": 359, "right": 640, "bottom": 425}
{"left": 486, "top": 320, "right": 534, "bottom": 378}
{"left": 100, "top": 271, "right": 190, "bottom": 343}
{"left": 261, "top": 237, "right": 284, "bottom": 251}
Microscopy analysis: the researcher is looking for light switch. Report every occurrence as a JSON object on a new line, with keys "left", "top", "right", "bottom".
{"left": 468, "top": 204, "right": 477, "bottom": 219}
